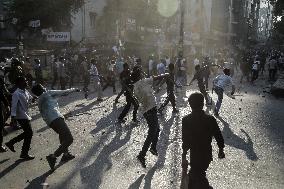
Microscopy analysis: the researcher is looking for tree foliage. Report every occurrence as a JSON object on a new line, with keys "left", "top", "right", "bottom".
{"left": 8, "top": 0, "right": 84, "bottom": 31}
{"left": 270, "top": 0, "right": 284, "bottom": 35}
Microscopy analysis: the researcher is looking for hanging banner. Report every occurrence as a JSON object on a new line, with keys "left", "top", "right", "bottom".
{"left": 47, "top": 32, "right": 70, "bottom": 42}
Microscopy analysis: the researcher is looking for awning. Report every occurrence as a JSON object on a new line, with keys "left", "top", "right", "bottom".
{"left": 0, "top": 47, "right": 16, "bottom": 50}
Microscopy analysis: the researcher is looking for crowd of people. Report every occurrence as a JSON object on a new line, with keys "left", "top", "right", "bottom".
{"left": 0, "top": 46, "right": 283, "bottom": 188}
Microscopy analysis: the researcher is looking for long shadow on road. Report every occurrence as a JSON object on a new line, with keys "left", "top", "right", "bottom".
{"left": 0, "top": 159, "right": 25, "bottom": 179}
{"left": 143, "top": 114, "right": 176, "bottom": 189}
{"left": 80, "top": 122, "right": 137, "bottom": 188}
{"left": 218, "top": 117, "right": 258, "bottom": 161}
{"left": 53, "top": 104, "right": 124, "bottom": 189}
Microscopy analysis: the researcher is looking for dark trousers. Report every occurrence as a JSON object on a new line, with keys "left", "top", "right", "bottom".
{"left": 118, "top": 92, "right": 139, "bottom": 121}
{"left": 188, "top": 161, "right": 211, "bottom": 189}
{"left": 83, "top": 74, "right": 90, "bottom": 91}
{"left": 7, "top": 119, "right": 33, "bottom": 155}
{"left": 140, "top": 107, "right": 160, "bottom": 157}
{"left": 204, "top": 75, "right": 209, "bottom": 90}
{"left": 51, "top": 73, "right": 58, "bottom": 89}
{"left": 214, "top": 86, "right": 223, "bottom": 113}
{"left": 251, "top": 70, "right": 258, "bottom": 82}
{"left": 69, "top": 72, "right": 80, "bottom": 88}
{"left": 60, "top": 77, "right": 66, "bottom": 90}
{"left": 158, "top": 90, "right": 176, "bottom": 111}
{"left": 269, "top": 69, "right": 276, "bottom": 81}
{"left": 102, "top": 80, "right": 116, "bottom": 93}
{"left": 198, "top": 84, "right": 210, "bottom": 104}
{"left": 49, "top": 118, "right": 73, "bottom": 157}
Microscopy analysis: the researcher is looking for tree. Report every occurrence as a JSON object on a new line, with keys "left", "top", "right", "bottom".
{"left": 270, "top": 0, "right": 284, "bottom": 43}
{"left": 8, "top": 0, "right": 84, "bottom": 32}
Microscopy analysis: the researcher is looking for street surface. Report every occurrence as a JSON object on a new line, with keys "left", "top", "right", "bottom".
{"left": 1, "top": 73, "right": 284, "bottom": 189}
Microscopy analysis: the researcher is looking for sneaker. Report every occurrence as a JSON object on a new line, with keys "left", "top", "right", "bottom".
{"left": 46, "top": 155, "right": 57, "bottom": 170}
{"left": 137, "top": 155, "right": 146, "bottom": 168}
{"left": 5, "top": 142, "right": 15, "bottom": 152}
{"left": 0, "top": 146, "right": 7, "bottom": 152}
{"left": 149, "top": 148, "right": 158, "bottom": 156}
{"left": 20, "top": 154, "right": 35, "bottom": 160}
{"left": 61, "top": 153, "right": 75, "bottom": 162}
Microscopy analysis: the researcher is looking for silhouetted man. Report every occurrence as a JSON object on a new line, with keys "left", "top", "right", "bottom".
{"left": 188, "top": 65, "right": 211, "bottom": 105}
{"left": 158, "top": 63, "right": 178, "bottom": 114}
{"left": 118, "top": 63, "right": 139, "bottom": 123}
{"left": 182, "top": 92, "right": 225, "bottom": 189}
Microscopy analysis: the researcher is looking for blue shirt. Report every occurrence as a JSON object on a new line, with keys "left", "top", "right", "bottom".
{"left": 38, "top": 89, "right": 76, "bottom": 125}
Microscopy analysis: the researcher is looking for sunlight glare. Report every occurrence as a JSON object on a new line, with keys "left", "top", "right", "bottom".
{"left": 157, "top": 0, "right": 179, "bottom": 18}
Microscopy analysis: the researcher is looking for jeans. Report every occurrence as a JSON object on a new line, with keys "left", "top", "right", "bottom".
{"left": 49, "top": 118, "right": 73, "bottom": 157}
{"left": 214, "top": 86, "right": 223, "bottom": 113}
{"left": 140, "top": 107, "right": 160, "bottom": 157}
{"left": 7, "top": 119, "right": 33, "bottom": 155}
{"left": 158, "top": 90, "right": 176, "bottom": 111}
{"left": 118, "top": 92, "right": 138, "bottom": 121}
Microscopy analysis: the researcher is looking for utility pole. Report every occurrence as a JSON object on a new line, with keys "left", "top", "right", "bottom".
{"left": 179, "top": 0, "right": 185, "bottom": 57}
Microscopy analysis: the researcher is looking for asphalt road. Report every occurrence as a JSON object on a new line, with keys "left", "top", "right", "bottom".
{"left": 0, "top": 74, "right": 284, "bottom": 189}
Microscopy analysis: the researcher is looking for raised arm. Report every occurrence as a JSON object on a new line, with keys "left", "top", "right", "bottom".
{"left": 49, "top": 88, "right": 78, "bottom": 97}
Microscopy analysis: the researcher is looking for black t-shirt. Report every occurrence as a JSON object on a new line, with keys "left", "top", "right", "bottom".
{"left": 193, "top": 70, "right": 204, "bottom": 86}
{"left": 182, "top": 111, "right": 224, "bottom": 164}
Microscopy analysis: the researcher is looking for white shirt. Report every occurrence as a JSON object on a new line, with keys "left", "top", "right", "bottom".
{"left": 213, "top": 74, "right": 234, "bottom": 91}
{"left": 157, "top": 63, "right": 166, "bottom": 75}
{"left": 38, "top": 89, "right": 76, "bottom": 125}
{"left": 90, "top": 64, "right": 100, "bottom": 81}
{"left": 165, "top": 58, "right": 171, "bottom": 67}
{"left": 252, "top": 61, "right": 260, "bottom": 70}
{"left": 134, "top": 78, "right": 157, "bottom": 114}
{"left": 11, "top": 88, "right": 33, "bottom": 120}
{"left": 149, "top": 59, "right": 154, "bottom": 71}
{"left": 193, "top": 58, "right": 200, "bottom": 66}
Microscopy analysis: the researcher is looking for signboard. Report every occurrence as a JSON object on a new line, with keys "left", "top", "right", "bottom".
{"left": 47, "top": 32, "right": 70, "bottom": 42}
{"left": 29, "top": 20, "right": 40, "bottom": 28}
